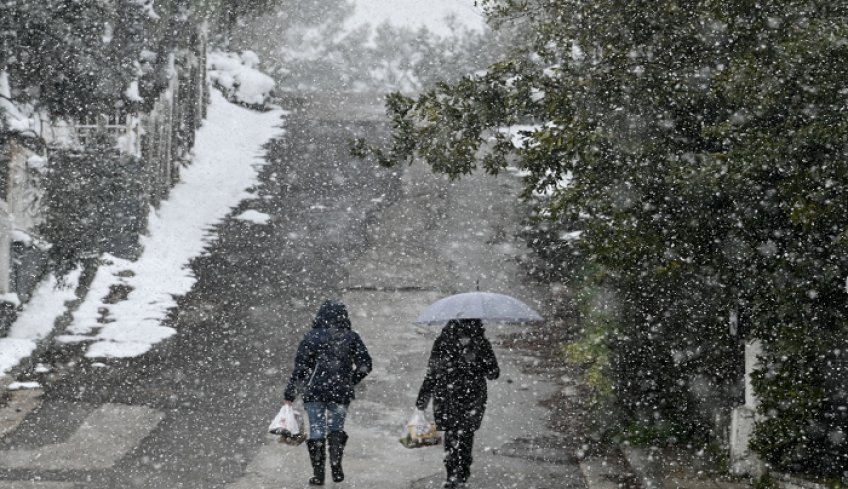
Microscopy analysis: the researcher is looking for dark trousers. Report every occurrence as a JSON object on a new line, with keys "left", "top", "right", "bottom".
{"left": 444, "top": 429, "right": 475, "bottom": 482}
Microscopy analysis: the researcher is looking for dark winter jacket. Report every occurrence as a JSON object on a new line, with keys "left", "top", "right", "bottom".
{"left": 416, "top": 319, "right": 500, "bottom": 432}
{"left": 284, "top": 300, "right": 372, "bottom": 404}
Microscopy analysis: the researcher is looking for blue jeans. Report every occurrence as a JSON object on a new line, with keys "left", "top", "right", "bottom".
{"left": 304, "top": 402, "right": 348, "bottom": 439}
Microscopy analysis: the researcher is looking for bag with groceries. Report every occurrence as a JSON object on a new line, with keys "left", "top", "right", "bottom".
{"left": 399, "top": 408, "right": 441, "bottom": 448}
{"left": 268, "top": 404, "right": 306, "bottom": 446}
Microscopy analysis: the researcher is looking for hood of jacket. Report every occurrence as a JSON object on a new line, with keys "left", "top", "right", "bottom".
{"left": 312, "top": 300, "right": 351, "bottom": 330}
{"left": 442, "top": 319, "right": 484, "bottom": 339}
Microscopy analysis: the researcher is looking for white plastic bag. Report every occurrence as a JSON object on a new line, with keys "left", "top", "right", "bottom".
{"left": 407, "top": 409, "right": 433, "bottom": 438}
{"left": 399, "top": 409, "right": 441, "bottom": 448}
{"left": 268, "top": 404, "right": 305, "bottom": 445}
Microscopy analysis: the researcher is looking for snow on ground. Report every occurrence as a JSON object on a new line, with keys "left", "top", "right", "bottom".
{"left": 55, "top": 90, "right": 284, "bottom": 358}
{"left": 0, "top": 270, "right": 81, "bottom": 380}
{"left": 234, "top": 209, "right": 271, "bottom": 225}
{"left": 24, "top": 89, "right": 285, "bottom": 361}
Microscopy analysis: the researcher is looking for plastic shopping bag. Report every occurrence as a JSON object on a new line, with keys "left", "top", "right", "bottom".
{"left": 399, "top": 409, "right": 441, "bottom": 448}
{"left": 268, "top": 404, "right": 306, "bottom": 445}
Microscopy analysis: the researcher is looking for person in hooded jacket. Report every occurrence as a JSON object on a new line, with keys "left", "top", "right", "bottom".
{"left": 284, "top": 300, "right": 372, "bottom": 485}
{"left": 416, "top": 318, "right": 500, "bottom": 488}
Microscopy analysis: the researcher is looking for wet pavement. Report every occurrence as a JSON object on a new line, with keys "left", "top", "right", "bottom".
{"left": 0, "top": 92, "right": 588, "bottom": 489}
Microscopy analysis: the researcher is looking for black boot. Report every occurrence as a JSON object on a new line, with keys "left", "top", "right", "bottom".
{"left": 306, "top": 438, "right": 326, "bottom": 485}
{"left": 327, "top": 431, "right": 348, "bottom": 482}
{"left": 443, "top": 431, "right": 460, "bottom": 488}
{"left": 457, "top": 431, "right": 474, "bottom": 483}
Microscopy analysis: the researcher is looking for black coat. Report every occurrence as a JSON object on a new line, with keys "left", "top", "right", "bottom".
{"left": 416, "top": 319, "right": 500, "bottom": 432}
{"left": 284, "top": 300, "right": 372, "bottom": 404}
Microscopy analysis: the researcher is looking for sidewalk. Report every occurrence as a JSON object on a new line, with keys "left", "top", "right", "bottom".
{"left": 0, "top": 90, "right": 285, "bottom": 385}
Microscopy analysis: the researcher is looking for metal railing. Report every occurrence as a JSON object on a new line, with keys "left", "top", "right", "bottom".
{"left": 39, "top": 113, "right": 141, "bottom": 155}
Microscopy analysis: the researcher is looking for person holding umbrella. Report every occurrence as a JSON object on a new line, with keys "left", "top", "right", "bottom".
{"left": 413, "top": 291, "right": 541, "bottom": 488}
{"left": 415, "top": 318, "right": 500, "bottom": 488}
{"left": 283, "top": 299, "right": 372, "bottom": 486}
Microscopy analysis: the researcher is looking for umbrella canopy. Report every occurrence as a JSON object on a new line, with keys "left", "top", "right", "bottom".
{"left": 413, "top": 292, "right": 543, "bottom": 324}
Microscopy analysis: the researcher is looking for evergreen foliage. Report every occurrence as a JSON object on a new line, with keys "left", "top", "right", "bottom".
{"left": 353, "top": 0, "right": 848, "bottom": 477}
{"left": 40, "top": 133, "right": 145, "bottom": 277}
{"left": 0, "top": 0, "right": 273, "bottom": 122}
{"left": 0, "top": 0, "right": 148, "bottom": 119}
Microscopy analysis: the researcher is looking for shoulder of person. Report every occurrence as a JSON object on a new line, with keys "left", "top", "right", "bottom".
{"left": 351, "top": 330, "right": 365, "bottom": 346}
{"left": 302, "top": 328, "right": 329, "bottom": 344}
{"left": 343, "top": 328, "right": 364, "bottom": 339}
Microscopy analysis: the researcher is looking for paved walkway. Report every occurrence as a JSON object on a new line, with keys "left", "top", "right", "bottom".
{"left": 226, "top": 139, "right": 582, "bottom": 488}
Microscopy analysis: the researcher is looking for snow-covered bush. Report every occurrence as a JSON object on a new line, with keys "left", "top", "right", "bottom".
{"left": 207, "top": 51, "right": 276, "bottom": 109}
